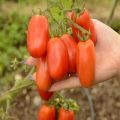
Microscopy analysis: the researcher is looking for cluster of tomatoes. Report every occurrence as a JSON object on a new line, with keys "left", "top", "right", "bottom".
{"left": 37, "top": 91, "right": 79, "bottom": 120}
{"left": 38, "top": 104, "right": 74, "bottom": 120}
{"left": 26, "top": 8, "right": 96, "bottom": 120}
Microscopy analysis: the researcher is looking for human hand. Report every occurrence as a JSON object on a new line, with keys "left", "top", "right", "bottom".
{"left": 49, "top": 19, "right": 120, "bottom": 91}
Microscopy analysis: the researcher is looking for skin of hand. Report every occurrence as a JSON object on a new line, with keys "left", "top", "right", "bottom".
{"left": 49, "top": 19, "right": 120, "bottom": 91}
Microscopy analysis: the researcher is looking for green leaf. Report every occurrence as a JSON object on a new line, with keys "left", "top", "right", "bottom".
{"left": 50, "top": 6, "right": 64, "bottom": 22}
{"left": 61, "top": 0, "right": 73, "bottom": 9}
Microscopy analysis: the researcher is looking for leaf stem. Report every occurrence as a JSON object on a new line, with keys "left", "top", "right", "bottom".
{"left": 0, "top": 68, "right": 35, "bottom": 107}
{"left": 106, "top": 0, "right": 119, "bottom": 25}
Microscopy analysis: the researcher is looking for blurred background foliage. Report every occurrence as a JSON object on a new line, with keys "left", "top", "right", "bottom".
{"left": 0, "top": 0, "right": 46, "bottom": 89}
{"left": 0, "top": 0, "right": 120, "bottom": 119}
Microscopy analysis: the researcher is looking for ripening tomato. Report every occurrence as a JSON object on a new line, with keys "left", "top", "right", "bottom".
{"left": 89, "top": 20, "right": 97, "bottom": 44}
{"left": 36, "top": 57, "right": 52, "bottom": 91}
{"left": 61, "top": 34, "right": 77, "bottom": 73}
{"left": 38, "top": 105, "right": 56, "bottom": 120}
{"left": 76, "top": 39, "right": 95, "bottom": 87}
{"left": 58, "top": 107, "right": 74, "bottom": 120}
{"left": 27, "top": 15, "right": 49, "bottom": 58}
{"left": 47, "top": 37, "right": 68, "bottom": 80}
{"left": 38, "top": 90, "right": 53, "bottom": 101}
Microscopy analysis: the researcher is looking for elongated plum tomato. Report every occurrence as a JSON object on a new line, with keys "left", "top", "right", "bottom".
{"left": 27, "top": 15, "right": 49, "bottom": 58}
{"left": 61, "top": 34, "right": 77, "bottom": 73}
{"left": 32, "top": 66, "right": 53, "bottom": 101}
{"left": 47, "top": 37, "right": 68, "bottom": 80}
{"left": 58, "top": 107, "right": 74, "bottom": 120}
{"left": 76, "top": 39, "right": 95, "bottom": 87}
{"left": 38, "top": 105, "right": 56, "bottom": 120}
{"left": 36, "top": 57, "right": 52, "bottom": 91}
{"left": 38, "top": 90, "right": 53, "bottom": 101}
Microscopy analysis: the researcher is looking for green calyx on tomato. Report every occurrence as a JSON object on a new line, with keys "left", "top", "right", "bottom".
{"left": 48, "top": 92, "right": 80, "bottom": 113}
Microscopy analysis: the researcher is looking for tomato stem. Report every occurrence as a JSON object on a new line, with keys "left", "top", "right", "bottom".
{"left": 66, "top": 17, "right": 90, "bottom": 35}
{"left": 66, "top": 17, "right": 90, "bottom": 41}
{"left": 47, "top": 92, "right": 80, "bottom": 113}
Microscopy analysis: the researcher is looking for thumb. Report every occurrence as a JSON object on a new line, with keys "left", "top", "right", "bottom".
{"left": 49, "top": 77, "right": 80, "bottom": 91}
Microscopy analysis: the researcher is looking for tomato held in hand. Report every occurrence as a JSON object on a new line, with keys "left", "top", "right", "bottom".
{"left": 47, "top": 37, "right": 68, "bottom": 80}
{"left": 58, "top": 107, "right": 74, "bottom": 120}
{"left": 27, "top": 15, "right": 49, "bottom": 58}
{"left": 61, "top": 34, "right": 77, "bottom": 73}
{"left": 38, "top": 90, "right": 53, "bottom": 101}
{"left": 36, "top": 57, "right": 52, "bottom": 91}
{"left": 76, "top": 39, "right": 95, "bottom": 87}
{"left": 38, "top": 105, "right": 56, "bottom": 120}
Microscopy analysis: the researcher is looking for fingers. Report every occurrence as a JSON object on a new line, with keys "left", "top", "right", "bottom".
{"left": 27, "top": 72, "right": 36, "bottom": 81}
{"left": 31, "top": 68, "right": 80, "bottom": 91}
{"left": 32, "top": 72, "right": 36, "bottom": 80}
{"left": 49, "top": 77, "right": 80, "bottom": 91}
{"left": 23, "top": 56, "right": 36, "bottom": 66}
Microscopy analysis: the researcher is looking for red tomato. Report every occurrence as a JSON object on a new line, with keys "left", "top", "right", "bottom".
{"left": 38, "top": 105, "right": 56, "bottom": 120}
{"left": 47, "top": 37, "right": 68, "bottom": 80}
{"left": 58, "top": 107, "right": 74, "bottom": 120}
{"left": 36, "top": 57, "right": 52, "bottom": 91}
{"left": 27, "top": 15, "right": 49, "bottom": 58}
{"left": 90, "top": 20, "right": 97, "bottom": 44}
{"left": 38, "top": 90, "right": 53, "bottom": 101}
{"left": 61, "top": 34, "right": 77, "bottom": 73}
{"left": 76, "top": 39, "right": 95, "bottom": 87}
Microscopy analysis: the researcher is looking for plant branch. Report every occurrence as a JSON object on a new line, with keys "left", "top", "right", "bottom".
{"left": 83, "top": 88, "right": 96, "bottom": 120}
{"left": 0, "top": 68, "right": 35, "bottom": 107}
{"left": 106, "top": 0, "right": 119, "bottom": 25}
